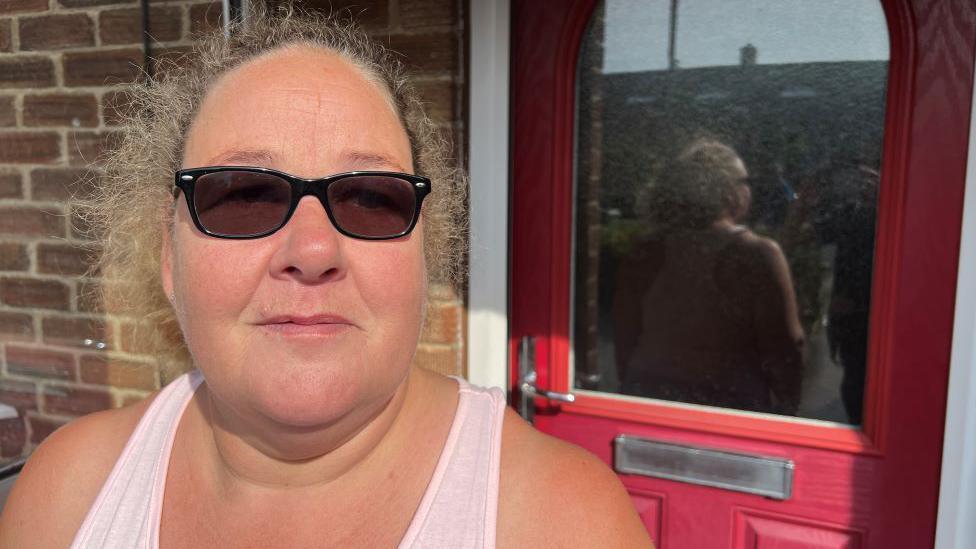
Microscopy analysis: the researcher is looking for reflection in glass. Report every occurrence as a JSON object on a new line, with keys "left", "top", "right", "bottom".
{"left": 572, "top": 0, "right": 888, "bottom": 423}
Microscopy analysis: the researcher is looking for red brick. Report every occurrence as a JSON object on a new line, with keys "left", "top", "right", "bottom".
{"left": 0, "top": 95, "right": 14, "bottom": 127}
{"left": 74, "top": 281, "right": 98, "bottom": 313}
{"left": 99, "top": 6, "right": 183, "bottom": 45}
{"left": 64, "top": 49, "right": 143, "bottom": 87}
{"left": 119, "top": 320, "right": 157, "bottom": 354}
{"left": 0, "top": 206, "right": 65, "bottom": 238}
{"left": 59, "top": 0, "right": 131, "bottom": 7}
{"left": 0, "top": 57, "right": 56, "bottom": 89}
{"left": 0, "top": 277, "right": 71, "bottom": 310}
{"left": 270, "top": 0, "right": 388, "bottom": 29}
{"left": 0, "top": 311, "right": 33, "bottom": 341}
{"left": 0, "top": 417, "right": 26, "bottom": 458}
{"left": 118, "top": 392, "right": 148, "bottom": 407}
{"left": 19, "top": 14, "right": 95, "bottom": 51}
{"left": 78, "top": 280, "right": 133, "bottom": 313}
{"left": 400, "top": 0, "right": 456, "bottom": 28}
{"left": 0, "top": 131, "right": 61, "bottom": 163}
{"left": 80, "top": 355, "right": 157, "bottom": 390}
{"left": 428, "top": 281, "right": 459, "bottom": 302}
{"left": 386, "top": 32, "right": 458, "bottom": 73}
{"left": 414, "top": 79, "right": 455, "bottom": 124}
{"left": 0, "top": 19, "right": 11, "bottom": 52}
{"left": 41, "top": 316, "right": 110, "bottom": 350}
{"left": 23, "top": 93, "right": 98, "bottom": 128}
{"left": 149, "top": 45, "right": 190, "bottom": 78}
{"left": 27, "top": 413, "right": 66, "bottom": 444}
{"left": 421, "top": 301, "right": 460, "bottom": 344}
{"left": 0, "top": 379, "right": 38, "bottom": 412}
{"left": 69, "top": 206, "right": 96, "bottom": 240}
{"left": 42, "top": 384, "right": 112, "bottom": 416}
{"left": 412, "top": 344, "right": 459, "bottom": 376}
{"left": 0, "top": 0, "right": 47, "bottom": 15}
{"left": 0, "top": 170, "right": 21, "bottom": 199}
{"left": 31, "top": 167, "right": 93, "bottom": 201}
{"left": 189, "top": 2, "right": 222, "bottom": 35}
{"left": 101, "top": 88, "right": 135, "bottom": 126}
{"left": 0, "top": 242, "right": 29, "bottom": 270}
{"left": 4, "top": 345, "right": 76, "bottom": 381}
{"left": 68, "top": 130, "right": 121, "bottom": 165}
{"left": 37, "top": 243, "right": 96, "bottom": 276}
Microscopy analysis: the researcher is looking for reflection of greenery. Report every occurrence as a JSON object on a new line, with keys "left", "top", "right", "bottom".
{"left": 600, "top": 217, "right": 647, "bottom": 256}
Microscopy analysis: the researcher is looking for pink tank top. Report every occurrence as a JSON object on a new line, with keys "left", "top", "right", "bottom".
{"left": 70, "top": 370, "right": 506, "bottom": 548}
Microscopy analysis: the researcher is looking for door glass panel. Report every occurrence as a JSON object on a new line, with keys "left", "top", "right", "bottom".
{"left": 572, "top": 0, "right": 889, "bottom": 424}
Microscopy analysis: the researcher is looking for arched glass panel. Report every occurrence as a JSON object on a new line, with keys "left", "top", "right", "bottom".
{"left": 572, "top": 0, "right": 889, "bottom": 423}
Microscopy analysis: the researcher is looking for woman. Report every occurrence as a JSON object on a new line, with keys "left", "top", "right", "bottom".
{"left": 0, "top": 7, "right": 650, "bottom": 548}
{"left": 613, "top": 138, "right": 804, "bottom": 415}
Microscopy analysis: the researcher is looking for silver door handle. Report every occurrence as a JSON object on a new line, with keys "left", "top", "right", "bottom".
{"left": 521, "top": 370, "right": 576, "bottom": 403}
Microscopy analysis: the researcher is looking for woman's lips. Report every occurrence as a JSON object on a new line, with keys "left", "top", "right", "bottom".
{"left": 257, "top": 315, "right": 354, "bottom": 336}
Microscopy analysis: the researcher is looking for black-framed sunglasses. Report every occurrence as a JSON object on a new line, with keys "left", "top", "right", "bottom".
{"left": 173, "top": 166, "right": 431, "bottom": 240}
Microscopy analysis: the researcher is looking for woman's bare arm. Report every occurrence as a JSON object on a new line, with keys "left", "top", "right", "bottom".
{"left": 0, "top": 399, "right": 150, "bottom": 548}
{"left": 751, "top": 237, "right": 805, "bottom": 414}
{"left": 497, "top": 408, "right": 654, "bottom": 548}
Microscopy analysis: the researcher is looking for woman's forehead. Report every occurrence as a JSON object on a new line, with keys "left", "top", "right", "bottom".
{"left": 182, "top": 46, "right": 411, "bottom": 175}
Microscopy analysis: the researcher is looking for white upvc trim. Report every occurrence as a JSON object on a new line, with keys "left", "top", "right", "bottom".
{"left": 466, "top": 0, "right": 511, "bottom": 390}
{"left": 935, "top": 52, "right": 976, "bottom": 549}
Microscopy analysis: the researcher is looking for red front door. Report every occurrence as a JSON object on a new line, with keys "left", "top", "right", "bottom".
{"left": 510, "top": 1, "right": 976, "bottom": 547}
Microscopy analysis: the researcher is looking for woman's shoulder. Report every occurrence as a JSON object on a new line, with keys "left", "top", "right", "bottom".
{"left": 497, "top": 408, "right": 653, "bottom": 547}
{"left": 0, "top": 392, "right": 158, "bottom": 548}
{"left": 727, "top": 226, "right": 785, "bottom": 256}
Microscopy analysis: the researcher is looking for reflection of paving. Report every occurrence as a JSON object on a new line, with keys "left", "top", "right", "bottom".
{"left": 799, "top": 325, "right": 850, "bottom": 423}
{"left": 589, "top": 324, "right": 852, "bottom": 423}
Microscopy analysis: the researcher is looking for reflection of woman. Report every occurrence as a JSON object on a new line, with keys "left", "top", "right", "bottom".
{"left": 1, "top": 9, "right": 650, "bottom": 548}
{"left": 614, "top": 139, "right": 804, "bottom": 415}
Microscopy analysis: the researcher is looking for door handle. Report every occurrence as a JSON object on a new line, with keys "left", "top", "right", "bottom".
{"left": 521, "top": 370, "right": 576, "bottom": 403}
{"left": 517, "top": 336, "right": 576, "bottom": 422}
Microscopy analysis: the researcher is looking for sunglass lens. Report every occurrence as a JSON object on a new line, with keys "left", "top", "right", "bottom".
{"left": 193, "top": 171, "right": 291, "bottom": 237}
{"left": 328, "top": 176, "right": 417, "bottom": 238}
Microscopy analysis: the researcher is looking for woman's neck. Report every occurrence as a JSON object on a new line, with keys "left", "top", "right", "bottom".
{"left": 711, "top": 216, "right": 739, "bottom": 231}
{"left": 191, "top": 368, "right": 424, "bottom": 494}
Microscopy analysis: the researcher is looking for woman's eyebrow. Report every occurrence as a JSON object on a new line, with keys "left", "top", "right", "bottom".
{"left": 207, "top": 149, "right": 277, "bottom": 166}
{"left": 344, "top": 151, "right": 407, "bottom": 172}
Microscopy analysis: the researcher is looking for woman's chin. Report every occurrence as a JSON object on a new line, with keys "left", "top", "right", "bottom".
{"left": 248, "top": 370, "right": 366, "bottom": 429}
{"left": 244, "top": 364, "right": 408, "bottom": 434}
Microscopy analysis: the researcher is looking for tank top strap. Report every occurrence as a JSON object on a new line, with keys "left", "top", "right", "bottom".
{"left": 70, "top": 370, "right": 204, "bottom": 549}
{"left": 398, "top": 377, "right": 507, "bottom": 549}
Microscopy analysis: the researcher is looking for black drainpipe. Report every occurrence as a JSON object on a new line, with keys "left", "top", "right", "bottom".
{"left": 229, "top": 0, "right": 244, "bottom": 22}
{"left": 141, "top": 0, "right": 153, "bottom": 80}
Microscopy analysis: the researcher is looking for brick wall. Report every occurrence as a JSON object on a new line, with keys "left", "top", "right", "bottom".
{"left": 0, "top": 0, "right": 467, "bottom": 463}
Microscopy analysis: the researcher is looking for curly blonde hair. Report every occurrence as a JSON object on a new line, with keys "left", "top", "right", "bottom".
{"left": 644, "top": 137, "right": 746, "bottom": 230}
{"left": 80, "top": 4, "right": 466, "bottom": 377}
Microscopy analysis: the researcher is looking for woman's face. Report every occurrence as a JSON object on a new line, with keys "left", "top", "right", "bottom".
{"left": 162, "top": 46, "right": 426, "bottom": 429}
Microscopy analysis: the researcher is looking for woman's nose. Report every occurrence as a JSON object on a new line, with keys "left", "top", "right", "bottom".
{"left": 268, "top": 195, "right": 345, "bottom": 283}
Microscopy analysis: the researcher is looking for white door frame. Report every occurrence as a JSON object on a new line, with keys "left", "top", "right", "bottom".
{"left": 934, "top": 47, "right": 976, "bottom": 549}
{"left": 466, "top": 0, "right": 511, "bottom": 390}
